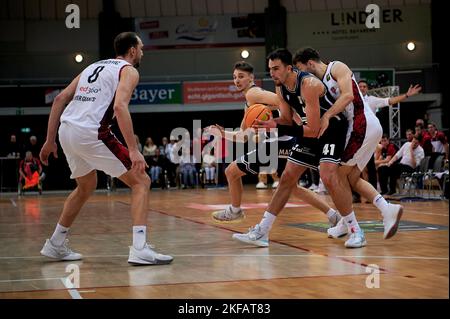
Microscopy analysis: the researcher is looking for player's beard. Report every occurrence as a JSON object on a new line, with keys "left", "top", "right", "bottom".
{"left": 133, "top": 57, "right": 141, "bottom": 68}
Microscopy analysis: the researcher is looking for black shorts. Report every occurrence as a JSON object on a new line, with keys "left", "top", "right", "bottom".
{"left": 287, "top": 137, "right": 319, "bottom": 170}
{"left": 317, "top": 114, "right": 348, "bottom": 165}
{"left": 287, "top": 115, "right": 347, "bottom": 169}
{"left": 236, "top": 137, "right": 296, "bottom": 177}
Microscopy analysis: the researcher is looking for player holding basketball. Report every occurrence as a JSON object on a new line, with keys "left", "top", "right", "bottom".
{"left": 293, "top": 47, "right": 403, "bottom": 247}
{"left": 208, "top": 61, "right": 342, "bottom": 227}
{"left": 39, "top": 32, "right": 173, "bottom": 265}
{"left": 232, "top": 49, "right": 349, "bottom": 247}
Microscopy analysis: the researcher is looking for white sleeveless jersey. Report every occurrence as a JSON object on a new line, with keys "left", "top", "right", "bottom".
{"left": 60, "top": 59, "right": 132, "bottom": 133}
{"left": 321, "top": 61, "right": 373, "bottom": 122}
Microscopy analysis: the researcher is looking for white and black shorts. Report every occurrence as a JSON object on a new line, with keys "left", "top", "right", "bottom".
{"left": 59, "top": 122, "right": 131, "bottom": 179}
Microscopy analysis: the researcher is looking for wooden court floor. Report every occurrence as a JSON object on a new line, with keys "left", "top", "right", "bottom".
{"left": 0, "top": 185, "right": 448, "bottom": 299}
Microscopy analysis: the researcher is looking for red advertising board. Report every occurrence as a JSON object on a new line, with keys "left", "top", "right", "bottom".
{"left": 183, "top": 80, "right": 262, "bottom": 104}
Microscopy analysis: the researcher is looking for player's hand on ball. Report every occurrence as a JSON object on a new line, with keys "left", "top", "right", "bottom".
{"left": 252, "top": 118, "right": 276, "bottom": 130}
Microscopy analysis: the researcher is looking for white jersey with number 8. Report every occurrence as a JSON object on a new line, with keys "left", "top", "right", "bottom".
{"left": 60, "top": 59, "right": 132, "bottom": 133}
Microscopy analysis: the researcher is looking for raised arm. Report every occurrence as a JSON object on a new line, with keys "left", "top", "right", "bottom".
{"left": 388, "top": 84, "right": 422, "bottom": 105}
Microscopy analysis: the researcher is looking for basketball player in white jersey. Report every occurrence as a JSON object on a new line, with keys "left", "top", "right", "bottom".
{"left": 293, "top": 47, "right": 403, "bottom": 248}
{"left": 39, "top": 32, "right": 173, "bottom": 265}
{"left": 208, "top": 61, "right": 341, "bottom": 227}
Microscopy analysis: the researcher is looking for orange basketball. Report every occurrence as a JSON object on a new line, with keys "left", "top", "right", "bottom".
{"left": 243, "top": 104, "right": 272, "bottom": 129}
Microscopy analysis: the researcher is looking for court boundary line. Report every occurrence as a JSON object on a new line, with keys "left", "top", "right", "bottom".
{"left": 0, "top": 272, "right": 375, "bottom": 296}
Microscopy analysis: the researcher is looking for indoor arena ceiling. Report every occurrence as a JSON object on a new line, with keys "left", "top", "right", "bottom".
{"left": 0, "top": 0, "right": 432, "bottom": 20}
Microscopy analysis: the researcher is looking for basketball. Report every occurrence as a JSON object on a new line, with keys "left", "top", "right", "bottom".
{"left": 243, "top": 104, "right": 272, "bottom": 129}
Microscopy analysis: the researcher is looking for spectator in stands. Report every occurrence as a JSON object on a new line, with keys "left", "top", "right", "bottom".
{"left": 428, "top": 122, "right": 449, "bottom": 160}
{"left": 26, "top": 136, "right": 41, "bottom": 158}
{"left": 191, "top": 128, "right": 203, "bottom": 175}
{"left": 135, "top": 134, "right": 143, "bottom": 153}
{"left": 375, "top": 135, "right": 399, "bottom": 195}
{"left": 215, "top": 136, "right": 230, "bottom": 187}
{"left": 6, "top": 134, "right": 21, "bottom": 158}
{"left": 165, "top": 136, "right": 178, "bottom": 187}
{"left": 159, "top": 137, "right": 169, "bottom": 157}
{"left": 19, "top": 151, "right": 43, "bottom": 192}
{"left": 142, "top": 137, "right": 157, "bottom": 166}
{"left": 406, "top": 129, "right": 414, "bottom": 143}
{"left": 202, "top": 150, "right": 216, "bottom": 185}
{"left": 179, "top": 148, "right": 197, "bottom": 189}
{"left": 416, "top": 118, "right": 426, "bottom": 128}
{"left": 386, "top": 136, "right": 425, "bottom": 195}
{"left": 148, "top": 148, "right": 166, "bottom": 188}
{"left": 256, "top": 172, "right": 279, "bottom": 189}
{"left": 415, "top": 124, "right": 433, "bottom": 156}
{"left": 358, "top": 80, "right": 422, "bottom": 114}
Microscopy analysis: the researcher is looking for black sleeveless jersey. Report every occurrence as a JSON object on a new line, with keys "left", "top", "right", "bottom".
{"left": 280, "top": 69, "right": 337, "bottom": 123}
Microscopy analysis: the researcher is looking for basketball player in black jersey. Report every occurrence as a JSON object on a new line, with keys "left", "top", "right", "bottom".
{"left": 207, "top": 61, "right": 341, "bottom": 226}
{"left": 233, "top": 49, "right": 348, "bottom": 247}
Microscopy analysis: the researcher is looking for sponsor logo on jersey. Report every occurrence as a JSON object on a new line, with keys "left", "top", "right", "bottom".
{"left": 326, "top": 74, "right": 331, "bottom": 81}
{"left": 73, "top": 95, "right": 97, "bottom": 102}
{"left": 96, "top": 60, "right": 121, "bottom": 65}
{"left": 79, "top": 86, "right": 101, "bottom": 94}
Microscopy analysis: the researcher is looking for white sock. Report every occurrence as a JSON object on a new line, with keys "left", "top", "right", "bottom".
{"left": 133, "top": 226, "right": 147, "bottom": 250}
{"left": 373, "top": 194, "right": 389, "bottom": 217}
{"left": 230, "top": 205, "right": 241, "bottom": 213}
{"left": 259, "top": 211, "right": 276, "bottom": 233}
{"left": 343, "top": 212, "right": 361, "bottom": 233}
{"left": 50, "top": 223, "right": 69, "bottom": 246}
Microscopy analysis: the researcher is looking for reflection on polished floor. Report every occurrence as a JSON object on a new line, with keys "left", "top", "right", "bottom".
{"left": 0, "top": 186, "right": 448, "bottom": 298}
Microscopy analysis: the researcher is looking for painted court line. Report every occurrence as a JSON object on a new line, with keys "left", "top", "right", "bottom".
{"left": 0, "top": 277, "right": 61, "bottom": 283}
{"left": 9, "top": 198, "right": 17, "bottom": 207}
{"left": 0, "top": 273, "right": 372, "bottom": 296}
{"left": 335, "top": 255, "right": 449, "bottom": 260}
{"left": 0, "top": 254, "right": 339, "bottom": 259}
